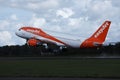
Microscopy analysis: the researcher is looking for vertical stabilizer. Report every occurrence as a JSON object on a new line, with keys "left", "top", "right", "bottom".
{"left": 80, "top": 21, "right": 111, "bottom": 48}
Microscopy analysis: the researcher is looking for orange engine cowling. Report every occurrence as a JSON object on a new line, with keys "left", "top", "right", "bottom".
{"left": 27, "top": 39, "right": 39, "bottom": 46}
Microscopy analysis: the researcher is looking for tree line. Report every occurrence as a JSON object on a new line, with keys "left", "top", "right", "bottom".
{"left": 0, "top": 42, "right": 120, "bottom": 57}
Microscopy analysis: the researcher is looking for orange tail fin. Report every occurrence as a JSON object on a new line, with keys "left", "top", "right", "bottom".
{"left": 80, "top": 21, "right": 111, "bottom": 48}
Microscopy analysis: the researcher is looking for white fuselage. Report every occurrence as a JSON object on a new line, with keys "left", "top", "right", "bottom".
{"left": 16, "top": 29, "right": 85, "bottom": 48}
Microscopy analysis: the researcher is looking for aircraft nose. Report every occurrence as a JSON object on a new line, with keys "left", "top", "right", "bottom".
{"left": 15, "top": 30, "right": 26, "bottom": 38}
{"left": 15, "top": 31, "right": 19, "bottom": 36}
{"left": 15, "top": 31, "right": 21, "bottom": 37}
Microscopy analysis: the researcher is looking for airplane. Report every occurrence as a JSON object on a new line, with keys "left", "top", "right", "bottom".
{"left": 15, "top": 21, "right": 111, "bottom": 51}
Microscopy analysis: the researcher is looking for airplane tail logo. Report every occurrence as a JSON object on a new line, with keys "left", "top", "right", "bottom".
{"left": 80, "top": 21, "right": 111, "bottom": 48}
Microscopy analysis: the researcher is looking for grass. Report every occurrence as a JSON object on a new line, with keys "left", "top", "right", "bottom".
{"left": 0, "top": 58, "right": 120, "bottom": 78}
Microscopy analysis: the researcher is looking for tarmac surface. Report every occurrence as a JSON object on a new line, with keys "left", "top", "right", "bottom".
{"left": 0, "top": 78, "right": 119, "bottom": 80}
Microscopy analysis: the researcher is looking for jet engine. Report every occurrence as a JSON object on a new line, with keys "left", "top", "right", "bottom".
{"left": 27, "top": 39, "right": 39, "bottom": 46}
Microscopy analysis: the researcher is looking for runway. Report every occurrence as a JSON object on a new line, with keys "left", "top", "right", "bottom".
{"left": 0, "top": 56, "right": 120, "bottom": 61}
{"left": 0, "top": 77, "right": 119, "bottom": 80}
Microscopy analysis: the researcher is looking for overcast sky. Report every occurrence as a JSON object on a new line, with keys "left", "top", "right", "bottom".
{"left": 0, "top": 0, "right": 120, "bottom": 46}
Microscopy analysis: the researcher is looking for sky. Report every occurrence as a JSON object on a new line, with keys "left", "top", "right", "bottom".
{"left": 0, "top": 0, "right": 120, "bottom": 46}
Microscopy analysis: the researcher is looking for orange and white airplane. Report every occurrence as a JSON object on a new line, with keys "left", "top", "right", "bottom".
{"left": 16, "top": 21, "right": 111, "bottom": 49}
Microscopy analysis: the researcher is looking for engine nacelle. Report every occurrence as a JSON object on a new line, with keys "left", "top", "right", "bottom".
{"left": 27, "top": 39, "right": 39, "bottom": 46}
